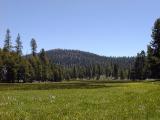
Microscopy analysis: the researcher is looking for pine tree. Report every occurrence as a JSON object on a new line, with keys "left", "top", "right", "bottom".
{"left": 27, "top": 62, "right": 35, "bottom": 82}
{"left": 15, "top": 34, "right": 23, "bottom": 55}
{"left": 5, "top": 56, "right": 17, "bottom": 83}
{"left": 131, "top": 51, "right": 146, "bottom": 80}
{"left": 96, "top": 64, "right": 101, "bottom": 80}
{"left": 39, "top": 49, "right": 49, "bottom": 64}
{"left": 30, "top": 38, "right": 37, "bottom": 56}
{"left": 28, "top": 56, "right": 39, "bottom": 81}
{"left": 73, "top": 66, "right": 77, "bottom": 79}
{"left": 0, "top": 58, "right": 3, "bottom": 82}
{"left": 4, "top": 29, "right": 12, "bottom": 52}
{"left": 120, "top": 70, "right": 125, "bottom": 80}
{"left": 105, "top": 66, "right": 110, "bottom": 78}
{"left": 113, "top": 64, "right": 118, "bottom": 79}
{"left": 39, "top": 49, "right": 50, "bottom": 81}
{"left": 127, "top": 66, "right": 132, "bottom": 80}
{"left": 58, "top": 68, "right": 63, "bottom": 81}
{"left": 54, "top": 70, "right": 59, "bottom": 82}
{"left": 147, "top": 18, "right": 160, "bottom": 78}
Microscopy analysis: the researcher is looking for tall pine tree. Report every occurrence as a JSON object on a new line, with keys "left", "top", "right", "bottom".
{"left": 30, "top": 38, "right": 37, "bottom": 56}
{"left": 15, "top": 34, "right": 23, "bottom": 55}
{"left": 132, "top": 51, "right": 146, "bottom": 80}
{"left": 147, "top": 18, "right": 160, "bottom": 78}
{"left": 4, "top": 29, "right": 12, "bottom": 52}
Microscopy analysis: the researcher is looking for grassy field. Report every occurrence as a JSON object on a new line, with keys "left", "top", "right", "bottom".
{"left": 0, "top": 80, "right": 160, "bottom": 120}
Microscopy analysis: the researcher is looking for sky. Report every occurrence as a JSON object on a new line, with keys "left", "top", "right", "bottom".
{"left": 0, "top": 0, "right": 160, "bottom": 56}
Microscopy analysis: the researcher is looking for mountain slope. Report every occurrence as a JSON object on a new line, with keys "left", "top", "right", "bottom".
{"left": 45, "top": 49, "right": 135, "bottom": 69}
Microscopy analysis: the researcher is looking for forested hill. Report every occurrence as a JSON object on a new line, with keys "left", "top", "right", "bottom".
{"left": 45, "top": 49, "right": 135, "bottom": 69}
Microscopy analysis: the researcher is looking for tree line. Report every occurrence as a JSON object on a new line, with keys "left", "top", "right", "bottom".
{"left": 45, "top": 49, "right": 135, "bottom": 80}
{"left": 0, "top": 30, "right": 64, "bottom": 82}
{"left": 0, "top": 18, "right": 160, "bottom": 82}
{"left": 130, "top": 18, "right": 160, "bottom": 80}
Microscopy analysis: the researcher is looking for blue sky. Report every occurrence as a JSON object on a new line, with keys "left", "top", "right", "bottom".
{"left": 0, "top": 0, "right": 159, "bottom": 56}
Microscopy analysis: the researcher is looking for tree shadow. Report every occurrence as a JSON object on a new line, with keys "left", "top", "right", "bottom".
{"left": 0, "top": 82, "right": 123, "bottom": 90}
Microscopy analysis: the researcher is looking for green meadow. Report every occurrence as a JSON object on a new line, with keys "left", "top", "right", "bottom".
{"left": 0, "top": 80, "right": 160, "bottom": 120}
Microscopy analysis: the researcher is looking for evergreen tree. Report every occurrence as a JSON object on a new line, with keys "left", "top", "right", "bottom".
{"left": 73, "top": 66, "right": 77, "bottom": 79}
{"left": 105, "top": 66, "right": 110, "bottom": 78}
{"left": 96, "top": 64, "right": 101, "bottom": 80}
{"left": 17, "top": 62, "right": 26, "bottom": 82}
{"left": 92, "top": 65, "right": 96, "bottom": 78}
{"left": 39, "top": 49, "right": 49, "bottom": 64}
{"left": 5, "top": 55, "right": 17, "bottom": 83}
{"left": 37, "top": 62, "right": 43, "bottom": 81}
{"left": 131, "top": 51, "right": 147, "bottom": 80}
{"left": 120, "top": 70, "right": 125, "bottom": 80}
{"left": 15, "top": 34, "right": 23, "bottom": 55}
{"left": 39, "top": 49, "right": 50, "bottom": 81}
{"left": 0, "top": 58, "right": 3, "bottom": 82}
{"left": 28, "top": 56, "right": 39, "bottom": 81}
{"left": 113, "top": 64, "right": 118, "bottom": 79}
{"left": 147, "top": 18, "right": 160, "bottom": 78}
{"left": 30, "top": 38, "right": 37, "bottom": 56}
{"left": 58, "top": 68, "right": 63, "bottom": 81}
{"left": 4, "top": 29, "right": 12, "bottom": 52}
{"left": 54, "top": 70, "right": 59, "bottom": 82}
{"left": 127, "top": 66, "right": 132, "bottom": 80}
{"left": 27, "top": 62, "right": 35, "bottom": 82}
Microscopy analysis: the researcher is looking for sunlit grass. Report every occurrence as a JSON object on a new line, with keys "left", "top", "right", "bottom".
{"left": 0, "top": 80, "right": 159, "bottom": 120}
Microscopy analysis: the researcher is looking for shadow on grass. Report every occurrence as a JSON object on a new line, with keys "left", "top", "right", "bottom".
{"left": 144, "top": 79, "right": 160, "bottom": 82}
{"left": 75, "top": 80, "right": 136, "bottom": 84}
{"left": 0, "top": 82, "right": 123, "bottom": 91}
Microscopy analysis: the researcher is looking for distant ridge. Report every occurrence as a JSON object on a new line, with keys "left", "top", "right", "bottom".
{"left": 45, "top": 49, "right": 135, "bottom": 69}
